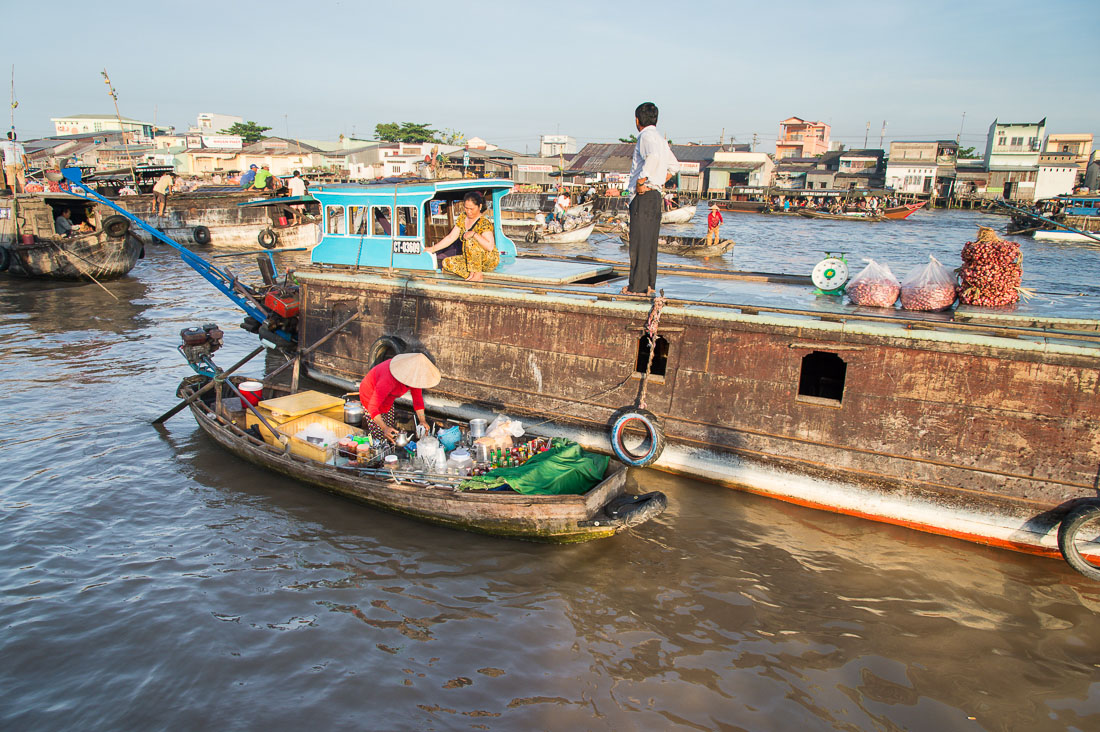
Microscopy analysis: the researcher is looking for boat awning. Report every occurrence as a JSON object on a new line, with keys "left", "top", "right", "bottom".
{"left": 237, "top": 195, "right": 316, "bottom": 208}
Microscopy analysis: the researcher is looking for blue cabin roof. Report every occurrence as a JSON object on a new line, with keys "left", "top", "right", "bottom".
{"left": 309, "top": 178, "right": 517, "bottom": 270}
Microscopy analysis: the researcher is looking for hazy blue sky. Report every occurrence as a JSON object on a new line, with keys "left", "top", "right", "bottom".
{"left": 7, "top": 0, "right": 1098, "bottom": 153}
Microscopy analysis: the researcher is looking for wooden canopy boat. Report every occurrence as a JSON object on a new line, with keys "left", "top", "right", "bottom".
{"left": 882, "top": 201, "right": 926, "bottom": 220}
{"left": 177, "top": 375, "right": 666, "bottom": 542}
{"left": 661, "top": 202, "right": 697, "bottom": 224}
{"left": 798, "top": 210, "right": 884, "bottom": 222}
{"left": 0, "top": 193, "right": 144, "bottom": 280}
{"left": 620, "top": 231, "right": 735, "bottom": 256}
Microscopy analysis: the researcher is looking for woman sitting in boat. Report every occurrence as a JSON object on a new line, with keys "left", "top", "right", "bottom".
{"left": 358, "top": 353, "right": 440, "bottom": 443}
{"left": 424, "top": 191, "right": 498, "bottom": 282}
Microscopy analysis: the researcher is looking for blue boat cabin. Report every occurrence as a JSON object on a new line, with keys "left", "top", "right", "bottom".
{"left": 309, "top": 178, "right": 518, "bottom": 270}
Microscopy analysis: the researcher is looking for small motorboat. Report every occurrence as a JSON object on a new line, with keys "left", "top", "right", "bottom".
{"left": 661, "top": 202, "right": 697, "bottom": 224}
{"left": 177, "top": 374, "right": 667, "bottom": 542}
{"left": 524, "top": 221, "right": 596, "bottom": 244}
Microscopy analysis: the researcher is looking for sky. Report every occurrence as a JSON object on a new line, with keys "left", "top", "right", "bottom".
{"left": 6, "top": 0, "right": 1099, "bottom": 155}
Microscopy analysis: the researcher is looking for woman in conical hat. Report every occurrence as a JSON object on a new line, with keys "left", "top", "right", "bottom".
{"left": 358, "top": 352, "right": 441, "bottom": 442}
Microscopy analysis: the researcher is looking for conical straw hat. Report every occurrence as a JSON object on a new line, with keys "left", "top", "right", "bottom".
{"left": 389, "top": 352, "right": 441, "bottom": 389}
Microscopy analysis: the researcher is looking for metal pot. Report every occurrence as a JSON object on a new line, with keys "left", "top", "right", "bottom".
{"left": 393, "top": 432, "right": 411, "bottom": 448}
{"left": 343, "top": 400, "right": 364, "bottom": 426}
{"left": 469, "top": 418, "right": 487, "bottom": 439}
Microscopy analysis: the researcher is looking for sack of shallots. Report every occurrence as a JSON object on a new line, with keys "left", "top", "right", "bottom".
{"left": 846, "top": 259, "right": 900, "bottom": 308}
{"left": 958, "top": 227, "right": 1023, "bottom": 307}
{"left": 900, "top": 255, "right": 957, "bottom": 311}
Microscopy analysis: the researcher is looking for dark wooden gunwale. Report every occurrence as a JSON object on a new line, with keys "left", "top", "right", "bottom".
{"left": 5, "top": 230, "right": 143, "bottom": 280}
{"left": 179, "top": 379, "right": 639, "bottom": 542}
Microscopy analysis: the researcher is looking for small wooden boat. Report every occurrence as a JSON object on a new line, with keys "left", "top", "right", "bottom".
{"left": 620, "top": 231, "right": 734, "bottom": 256}
{"left": 0, "top": 193, "right": 144, "bottom": 280}
{"left": 525, "top": 221, "right": 595, "bottom": 244}
{"left": 565, "top": 200, "right": 594, "bottom": 217}
{"left": 882, "top": 202, "right": 926, "bottom": 220}
{"left": 178, "top": 375, "right": 666, "bottom": 542}
{"left": 798, "top": 210, "right": 884, "bottom": 222}
{"left": 661, "top": 202, "right": 697, "bottom": 224}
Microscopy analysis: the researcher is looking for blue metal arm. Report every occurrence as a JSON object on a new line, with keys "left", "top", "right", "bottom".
{"left": 60, "top": 167, "right": 270, "bottom": 322}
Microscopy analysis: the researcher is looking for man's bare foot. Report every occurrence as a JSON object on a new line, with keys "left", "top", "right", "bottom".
{"left": 467, "top": 271, "right": 484, "bottom": 282}
{"left": 620, "top": 286, "right": 645, "bottom": 295}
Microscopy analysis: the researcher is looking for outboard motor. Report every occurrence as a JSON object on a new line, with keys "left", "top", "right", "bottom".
{"left": 178, "top": 323, "right": 224, "bottom": 375}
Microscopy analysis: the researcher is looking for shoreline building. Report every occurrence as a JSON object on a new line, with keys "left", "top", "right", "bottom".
{"left": 50, "top": 114, "right": 155, "bottom": 144}
{"left": 984, "top": 118, "right": 1045, "bottom": 201}
{"left": 1044, "top": 133, "right": 1094, "bottom": 181}
{"left": 885, "top": 140, "right": 958, "bottom": 198}
{"left": 775, "top": 117, "right": 830, "bottom": 160}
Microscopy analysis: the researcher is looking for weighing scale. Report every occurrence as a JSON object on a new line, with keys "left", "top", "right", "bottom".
{"left": 811, "top": 252, "right": 850, "bottom": 295}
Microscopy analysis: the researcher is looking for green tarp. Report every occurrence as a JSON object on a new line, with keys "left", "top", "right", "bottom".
{"left": 459, "top": 439, "right": 609, "bottom": 495}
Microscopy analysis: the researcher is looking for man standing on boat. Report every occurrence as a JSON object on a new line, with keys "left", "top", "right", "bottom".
{"left": 624, "top": 102, "right": 679, "bottom": 295}
{"left": 152, "top": 171, "right": 176, "bottom": 217}
{"left": 2, "top": 131, "right": 27, "bottom": 193}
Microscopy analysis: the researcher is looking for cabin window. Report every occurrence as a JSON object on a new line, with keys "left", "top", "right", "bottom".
{"left": 398, "top": 206, "right": 418, "bottom": 237}
{"left": 635, "top": 335, "right": 668, "bottom": 376}
{"left": 348, "top": 206, "right": 369, "bottom": 234}
{"left": 372, "top": 206, "right": 392, "bottom": 236}
{"left": 325, "top": 205, "right": 345, "bottom": 234}
{"left": 798, "top": 351, "right": 846, "bottom": 403}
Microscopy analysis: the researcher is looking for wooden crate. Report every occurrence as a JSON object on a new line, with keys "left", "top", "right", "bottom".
{"left": 271, "top": 412, "right": 366, "bottom": 463}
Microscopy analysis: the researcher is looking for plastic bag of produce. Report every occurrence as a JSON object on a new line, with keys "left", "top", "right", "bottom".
{"left": 958, "top": 227, "right": 1023, "bottom": 307}
{"left": 846, "top": 259, "right": 900, "bottom": 308}
{"left": 900, "top": 255, "right": 957, "bottom": 311}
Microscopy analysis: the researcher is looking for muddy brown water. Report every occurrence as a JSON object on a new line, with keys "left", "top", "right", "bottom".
{"left": 2, "top": 209, "right": 1099, "bottom": 730}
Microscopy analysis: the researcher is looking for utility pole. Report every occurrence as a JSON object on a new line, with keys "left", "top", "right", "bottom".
{"left": 879, "top": 120, "right": 887, "bottom": 149}
{"left": 864, "top": 121, "right": 870, "bottom": 149}
{"left": 719, "top": 127, "right": 725, "bottom": 146}
{"left": 956, "top": 111, "right": 966, "bottom": 144}
{"left": 752, "top": 132, "right": 758, "bottom": 152}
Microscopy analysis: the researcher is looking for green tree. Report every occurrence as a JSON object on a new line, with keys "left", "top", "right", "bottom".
{"left": 958, "top": 146, "right": 979, "bottom": 159}
{"left": 618, "top": 134, "right": 637, "bottom": 143}
{"left": 374, "top": 122, "right": 440, "bottom": 143}
{"left": 440, "top": 128, "right": 465, "bottom": 145}
{"left": 219, "top": 121, "right": 272, "bottom": 144}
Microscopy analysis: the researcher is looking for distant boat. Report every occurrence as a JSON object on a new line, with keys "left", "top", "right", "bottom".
{"left": 620, "top": 230, "right": 734, "bottom": 256}
{"left": 715, "top": 200, "right": 766, "bottom": 213}
{"left": 882, "top": 202, "right": 926, "bottom": 220}
{"left": 798, "top": 210, "right": 884, "bottom": 222}
{"left": 661, "top": 202, "right": 697, "bottom": 224}
{"left": 1033, "top": 230, "right": 1100, "bottom": 244}
{"left": 526, "top": 221, "right": 596, "bottom": 244}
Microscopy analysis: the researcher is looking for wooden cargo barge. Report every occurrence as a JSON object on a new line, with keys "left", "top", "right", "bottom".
{"left": 119, "top": 190, "right": 320, "bottom": 249}
{"left": 285, "top": 178, "right": 1100, "bottom": 572}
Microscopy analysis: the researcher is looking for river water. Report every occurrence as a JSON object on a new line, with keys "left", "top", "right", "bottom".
{"left": 2, "top": 208, "right": 1099, "bottom": 731}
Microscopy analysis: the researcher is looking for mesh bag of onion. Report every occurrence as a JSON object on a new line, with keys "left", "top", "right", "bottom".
{"left": 846, "top": 259, "right": 900, "bottom": 308}
{"left": 958, "top": 226, "right": 1022, "bottom": 307}
{"left": 899, "top": 255, "right": 958, "bottom": 311}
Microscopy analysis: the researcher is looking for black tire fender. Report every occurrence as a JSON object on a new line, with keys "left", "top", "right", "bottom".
{"left": 368, "top": 335, "right": 406, "bottom": 368}
{"left": 103, "top": 214, "right": 130, "bottom": 238}
{"left": 609, "top": 407, "right": 665, "bottom": 467}
{"left": 193, "top": 225, "right": 211, "bottom": 245}
{"left": 605, "top": 491, "right": 668, "bottom": 527}
{"left": 1057, "top": 500, "right": 1100, "bottom": 581}
{"left": 258, "top": 228, "right": 277, "bottom": 249}
{"left": 0, "top": 246, "right": 9, "bottom": 272}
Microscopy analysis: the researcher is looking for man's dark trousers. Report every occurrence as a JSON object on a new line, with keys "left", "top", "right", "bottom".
{"left": 627, "top": 189, "right": 661, "bottom": 293}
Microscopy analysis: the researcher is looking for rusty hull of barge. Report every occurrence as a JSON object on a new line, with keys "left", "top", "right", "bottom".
{"left": 294, "top": 259, "right": 1100, "bottom": 560}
